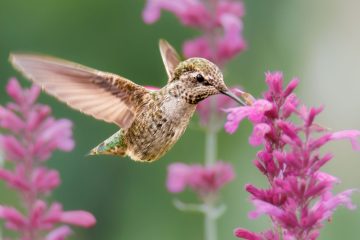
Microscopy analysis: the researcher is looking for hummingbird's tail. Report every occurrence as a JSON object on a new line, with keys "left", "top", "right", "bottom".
{"left": 89, "top": 129, "right": 127, "bottom": 156}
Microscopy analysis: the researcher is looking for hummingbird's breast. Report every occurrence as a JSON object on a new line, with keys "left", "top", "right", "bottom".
{"left": 124, "top": 92, "right": 196, "bottom": 162}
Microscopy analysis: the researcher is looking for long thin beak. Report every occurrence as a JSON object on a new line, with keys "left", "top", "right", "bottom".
{"left": 220, "top": 90, "right": 247, "bottom": 106}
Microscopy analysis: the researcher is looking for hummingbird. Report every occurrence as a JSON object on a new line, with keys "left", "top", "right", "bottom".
{"left": 10, "top": 40, "right": 246, "bottom": 162}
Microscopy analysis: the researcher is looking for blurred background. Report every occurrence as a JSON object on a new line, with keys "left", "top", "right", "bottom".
{"left": 0, "top": 0, "right": 359, "bottom": 239}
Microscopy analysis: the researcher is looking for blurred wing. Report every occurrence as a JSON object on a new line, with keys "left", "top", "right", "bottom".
{"left": 10, "top": 54, "right": 149, "bottom": 129}
{"left": 159, "top": 39, "right": 180, "bottom": 80}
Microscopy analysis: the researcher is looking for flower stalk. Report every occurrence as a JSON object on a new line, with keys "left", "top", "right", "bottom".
{"left": 204, "top": 97, "right": 219, "bottom": 240}
{"left": 0, "top": 78, "right": 96, "bottom": 240}
{"left": 225, "top": 72, "right": 360, "bottom": 240}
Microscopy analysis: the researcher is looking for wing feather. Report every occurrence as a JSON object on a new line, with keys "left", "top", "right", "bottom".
{"left": 159, "top": 39, "right": 180, "bottom": 80}
{"left": 10, "top": 54, "right": 148, "bottom": 129}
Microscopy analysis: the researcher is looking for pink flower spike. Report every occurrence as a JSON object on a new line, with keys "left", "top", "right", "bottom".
{"left": 187, "top": 162, "right": 235, "bottom": 194}
{"left": 166, "top": 163, "right": 191, "bottom": 193}
{"left": 228, "top": 72, "right": 358, "bottom": 239}
{"left": 46, "top": 226, "right": 72, "bottom": 240}
{"left": 143, "top": 0, "right": 246, "bottom": 65}
{"left": 143, "top": 0, "right": 211, "bottom": 27}
{"left": 216, "top": 14, "right": 246, "bottom": 63}
{"left": 167, "top": 161, "right": 235, "bottom": 197}
{"left": 0, "top": 78, "right": 95, "bottom": 238}
{"left": 330, "top": 130, "right": 360, "bottom": 151}
{"left": 60, "top": 211, "right": 96, "bottom": 228}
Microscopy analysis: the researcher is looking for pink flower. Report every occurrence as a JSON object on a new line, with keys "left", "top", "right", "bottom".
{"left": 227, "top": 72, "right": 358, "bottom": 239}
{"left": 234, "top": 228, "right": 262, "bottom": 240}
{"left": 329, "top": 130, "right": 360, "bottom": 150}
{"left": 143, "top": 0, "right": 211, "bottom": 27}
{"left": 0, "top": 78, "right": 95, "bottom": 239}
{"left": 183, "top": 37, "right": 213, "bottom": 60}
{"left": 0, "top": 201, "right": 95, "bottom": 232}
{"left": 0, "top": 79, "right": 74, "bottom": 162}
{"left": 46, "top": 226, "right": 72, "bottom": 240}
{"left": 249, "top": 123, "right": 271, "bottom": 146}
{"left": 216, "top": 1, "right": 245, "bottom": 23}
{"left": 216, "top": 14, "right": 246, "bottom": 63}
{"left": 167, "top": 161, "right": 235, "bottom": 198}
{"left": 225, "top": 99, "right": 272, "bottom": 134}
{"left": 143, "top": 0, "right": 246, "bottom": 66}
{"left": 167, "top": 163, "right": 191, "bottom": 193}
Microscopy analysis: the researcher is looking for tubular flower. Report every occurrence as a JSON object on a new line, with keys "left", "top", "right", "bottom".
{"left": 225, "top": 72, "right": 359, "bottom": 240}
{"left": 143, "top": 0, "right": 246, "bottom": 66}
{"left": 0, "top": 78, "right": 95, "bottom": 239}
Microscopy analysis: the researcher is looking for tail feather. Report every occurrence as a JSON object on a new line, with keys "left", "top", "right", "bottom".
{"left": 89, "top": 129, "right": 127, "bottom": 156}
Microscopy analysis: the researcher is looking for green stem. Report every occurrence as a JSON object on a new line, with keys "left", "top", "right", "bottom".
{"left": 204, "top": 96, "right": 218, "bottom": 240}
{"left": 205, "top": 128, "right": 217, "bottom": 166}
{"left": 205, "top": 206, "right": 217, "bottom": 240}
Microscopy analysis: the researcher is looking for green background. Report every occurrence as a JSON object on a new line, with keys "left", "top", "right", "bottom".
{"left": 0, "top": 0, "right": 359, "bottom": 239}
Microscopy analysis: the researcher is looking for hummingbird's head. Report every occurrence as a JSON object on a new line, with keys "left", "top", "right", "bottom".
{"left": 170, "top": 58, "right": 245, "bottom": 105}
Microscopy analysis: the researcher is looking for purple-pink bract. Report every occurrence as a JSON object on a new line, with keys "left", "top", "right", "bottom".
{"left": 225, "top": 72, "right": 360, "bottom": 239}
{"left": 143, "top": 0, "right": 246, "bottom": 66}
{"left": 0, "top": 78, "right": 95, "bottom": 240}
{"left": 167, "top": 161, "right": 235, "bottom": 199}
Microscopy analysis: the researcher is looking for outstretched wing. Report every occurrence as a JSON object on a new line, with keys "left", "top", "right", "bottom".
{"left": 159, "top": 39, "right": 181, "bottom": 80}
{"left": 10, "top": 54, "right": 149, "bottom": 129}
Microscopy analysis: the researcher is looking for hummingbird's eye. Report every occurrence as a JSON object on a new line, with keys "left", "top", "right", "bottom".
{"left": 196, "top": 74, "right": 205, "bottom": 83}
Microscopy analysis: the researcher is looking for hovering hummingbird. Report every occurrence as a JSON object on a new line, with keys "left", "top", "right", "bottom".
{"left": 10, "top": 40, "right": 246, "bottom": 162}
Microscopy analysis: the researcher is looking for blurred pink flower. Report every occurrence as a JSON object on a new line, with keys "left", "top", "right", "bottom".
{"left": 0, "top": 78, "right": 95, "bottom": 239}
{"left": 183, "top": 37, "right": 213, "bottom": 61}
{"left": 0, "top": 201, "right": 95, "bottom": 232}
{"left": 167, "top": 161, "right": 235, "bottom": 199}
{"left": 225, "top": 72, "right": 359, "bottom": 239}
{"left": 46, "top": 226, "right": 72, "bottom": 240}
{"left": 143, "top": 0, "right": 211, "bottom": 27}
{"left": 143, "top": 0, "right": 246, "bottom": 66}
